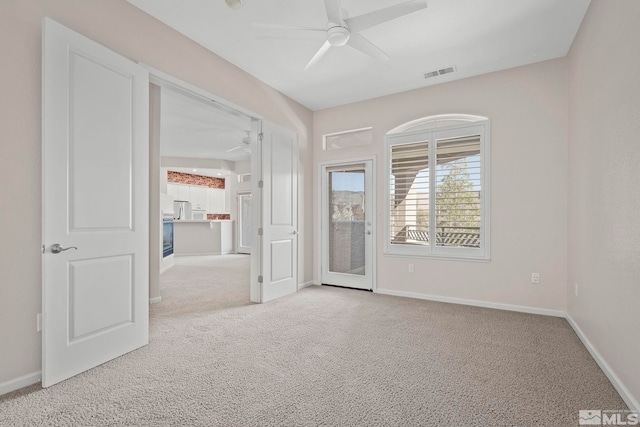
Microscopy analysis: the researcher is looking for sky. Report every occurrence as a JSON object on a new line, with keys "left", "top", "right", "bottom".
{"left": 331, "top": 171, "right": 364, "bottom": 192}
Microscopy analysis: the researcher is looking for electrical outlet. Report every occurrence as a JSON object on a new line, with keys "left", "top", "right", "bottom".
{"left": 37, "top": 313, "right": 42, "bottom": 332}
{"left": 531, "top": 273, "right": 541, "bottom": 284}
{"left": 408, "top": 264, "right": 415, "bottom": 273}
{"left": 575, "top": 283, "right": 579, "bottom": 296}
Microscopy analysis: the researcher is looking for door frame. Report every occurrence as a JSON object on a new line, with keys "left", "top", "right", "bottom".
{"left": 142, "top": 64, "right": 263, "bottom": 302}
{"left": 318, "top": 156, "right": 376, "bottom": 291}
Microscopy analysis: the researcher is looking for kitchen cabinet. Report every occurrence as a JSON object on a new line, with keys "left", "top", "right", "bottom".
{"left": 189, "top": 186, "right": 208, "bottom": 210}
{"left": 177, "top": 185, "right": 190, "bottom": 201}
{"left": 167, "top": 183, "right": 178, "bottom": 200}
{"left": 167, "top": 183, "right": 226, "bottom": 213}
{"left": 167, "top": 183, "right": 190, "bottom": 201}
{"left": 207, "top": 188, "right": 226, "bottom": 213}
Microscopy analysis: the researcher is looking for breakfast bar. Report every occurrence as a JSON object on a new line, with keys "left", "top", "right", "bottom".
{"left": 173, "top": 220, "right": 234, "bottom": 256}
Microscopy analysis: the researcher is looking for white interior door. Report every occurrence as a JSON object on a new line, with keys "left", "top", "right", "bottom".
{"left": 253, "top": 121, "right": 298, "bottom": 303}
{"left": 321, "top": 160, "right": 375, "bottom": 290}
{"left": 42, "top": 18, "right": 149, "bottom": 387}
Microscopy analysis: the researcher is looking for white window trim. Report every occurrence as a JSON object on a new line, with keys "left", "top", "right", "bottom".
{"left": 384, "top": 119, "right": 491, "bottom": 261}
{"left": 322, "top": 126, "right": 374, "bottom": 150}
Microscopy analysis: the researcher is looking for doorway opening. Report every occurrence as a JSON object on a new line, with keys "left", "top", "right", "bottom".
{"left": 41, "top": 17, "right": 300, "bottom": 388}
{"left": 150, "top": 80, "right": 257, "bottom": 313}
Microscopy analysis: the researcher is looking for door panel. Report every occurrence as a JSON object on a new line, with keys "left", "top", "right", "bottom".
{"left": 69, "top": 255, "right": 133, "bottom": 341}
{"left": 270, "top": 240, "right": 293, "bottom": 282}
{"left": 270, "top": 134, "right": 294, "bottom": 226}
{"left": 321, "top": 161, "right": 374, "bottom": 290}
{"left": 237, "top": 193, "right": 252, "bottom": 254}
{"left": 42, "top": 18, "right": 149, "bottom": 387}
{"left": 257, "top": 122, "right": 298, "bottom": 303}
{"left": 70, "top": 54, "right": 134, "bottom": 230}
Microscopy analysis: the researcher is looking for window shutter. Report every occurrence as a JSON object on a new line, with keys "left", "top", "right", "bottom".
{"left": 385, "top": 119, "right": 489, "bottom": 260}
{"left": 435, "top": 135, "right": 481, "bottom": 248}
{"left": 389, "top": 141, "right": 430, "bottom": 246}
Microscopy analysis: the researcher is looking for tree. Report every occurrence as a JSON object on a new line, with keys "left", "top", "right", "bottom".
{"left": 417, "top": 208, "right": 429, "bottom": 229}
{"left": 435, "top": 160, "right": 480, "bottom": 230}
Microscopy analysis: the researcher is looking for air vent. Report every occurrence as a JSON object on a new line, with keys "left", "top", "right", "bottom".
{"left": 424, "top": 66, "right": 456, "bottom": 79}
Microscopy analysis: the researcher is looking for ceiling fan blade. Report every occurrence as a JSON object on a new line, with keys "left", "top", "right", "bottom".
{"left": 323, "top": 0, "right": 343, "bottom": 25}
{"left": 347, "top": 34, "right": 390, "bottom": 62}
{"left": 226, "top": 146, "right": 243, "bottom": 153}
{"left": 345, "top": 0, "right": 427, "bottom": 34}
{"left": 304, "top": 40, "right": 332, "bottom": 71}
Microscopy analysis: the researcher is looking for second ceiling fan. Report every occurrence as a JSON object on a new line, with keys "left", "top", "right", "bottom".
{"left": 256, "top": 0, "right": 427, "bottom": 71}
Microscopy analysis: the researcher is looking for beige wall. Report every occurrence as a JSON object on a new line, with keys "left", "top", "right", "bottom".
{"left": 0, "top": 0, "right": 313, "bottom": 385}
{"left": 567, "top": 0, "right": 640, "bottom": 409}
{"left": 3, "top": 0, "right": 637, "bottom": 409}
{"left": 314, "top": 58, "right": 568, "bottom": 312}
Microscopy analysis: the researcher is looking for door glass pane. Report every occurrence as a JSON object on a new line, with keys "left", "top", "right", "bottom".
{"left": 329, "top": 170, "right": 365, "bottom": 275}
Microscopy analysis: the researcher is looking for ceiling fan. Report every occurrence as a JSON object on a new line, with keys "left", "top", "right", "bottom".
{"left": 226, "top": 131, "right": 251, "bottom": 154}
{"left": 225, "top": 0, "right": 243, "bottom": 10}
{"left": 255, "top": 0, "right": 427, "bottom": 71}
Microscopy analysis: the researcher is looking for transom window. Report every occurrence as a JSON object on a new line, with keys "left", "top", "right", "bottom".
{"left": 385, "top": 115, "right": 490, "bottom": 260}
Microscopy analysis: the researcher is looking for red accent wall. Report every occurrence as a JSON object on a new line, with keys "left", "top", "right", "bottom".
{"left": 207, "top": 214, "right": 231, "bottom": 220}
{"left": 167, "top": 171, "right": 225, "bottom": 189}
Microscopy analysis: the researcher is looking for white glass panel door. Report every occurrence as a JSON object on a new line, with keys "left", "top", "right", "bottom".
{"left": 321, "top": 160, "right": 374, "bottom": 290}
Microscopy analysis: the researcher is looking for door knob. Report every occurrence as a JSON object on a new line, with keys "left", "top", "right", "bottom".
{"left": 367, "top": 231, "right": 372, "bottom": 235}
{"left": 292, "top": 230, "right": 299, "bottom": 235}
{"left": 50, "top": 243, "right": 78, "bottom": 254}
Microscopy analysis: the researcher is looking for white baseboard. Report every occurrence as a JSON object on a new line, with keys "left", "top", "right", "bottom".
{"left": 149, "top": 296, "right": 162, "bottom": 304}
{"left": 0, "top": 371, "right": 41, "bottom": 396}
{"left": 298, "top": 281, "right": 317, "bottom": 290}
{"left": 566, "top": 314, "right": 639, "bottom": 413}
{"left": 374, "top": 288, "right": 566, "bottom": 318}
{"left": 160, "top": 255, "right": 174, "bottom": 275}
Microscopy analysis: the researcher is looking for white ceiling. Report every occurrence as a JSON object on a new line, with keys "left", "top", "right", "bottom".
{"left": 129, "top": 0, "right": 591, "bottom": 111}
{"left": 160, "top": 87, "right": 253, "bottom": 162}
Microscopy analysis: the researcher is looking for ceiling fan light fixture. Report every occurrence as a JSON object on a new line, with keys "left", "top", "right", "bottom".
{"left": 225, "top": 0, "right": 243, "bottom": 10}
{"left": 327, "top": 26, "right": 350, "bottom": 46}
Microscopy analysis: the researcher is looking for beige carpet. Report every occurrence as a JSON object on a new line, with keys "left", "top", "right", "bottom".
{"left": 0, "top": 254, "right": 627, "bottom": 426}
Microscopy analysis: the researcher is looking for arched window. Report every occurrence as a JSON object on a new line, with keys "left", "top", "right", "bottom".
{"left": 385, "top": 114, "right": 490, "bottom": 260}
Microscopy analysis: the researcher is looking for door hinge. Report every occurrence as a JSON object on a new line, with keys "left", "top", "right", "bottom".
{"left": 258, "top": 228, "right": 263, "bottom": 236}
{"left": 258, "top": 275, "right": 263, "bottom": 283}
{"left": 258, "top": 180, "right": 263, "bottom": 188}
{"left": 42, "top": 245, "right": 45, "bottom": 254}
{"left": 258, "top": 132, "right": 264, "bottom": 142}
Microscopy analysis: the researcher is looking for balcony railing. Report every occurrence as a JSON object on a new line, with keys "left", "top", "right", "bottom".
{"left": 399, "top": 226, "right": 480, "bottom": 248}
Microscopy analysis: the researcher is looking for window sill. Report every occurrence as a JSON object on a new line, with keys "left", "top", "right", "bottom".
{"left": 383, "top": 251, "right": 491, "bottom": 263}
